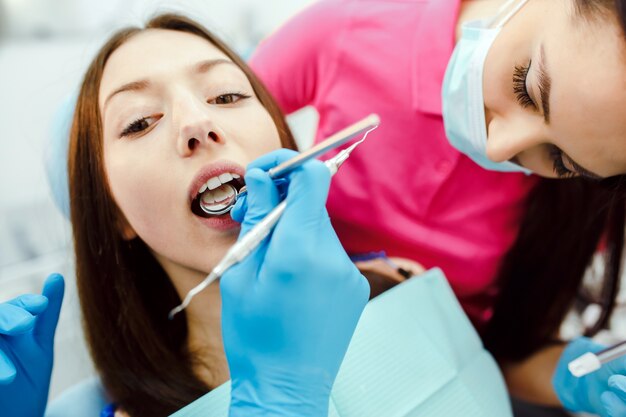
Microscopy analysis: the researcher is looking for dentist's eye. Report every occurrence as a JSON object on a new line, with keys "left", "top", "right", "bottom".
{"left": 548, "top": 146, "right": 576, "bottom": 178}
{"left": 513, "top": 61, "right": 536, "bottom": 110}
{"left": 121, "top": 116, "right": 156, "bottom": 137}
{"left": 209, "top": 93, "right": 251, "bottom": 105}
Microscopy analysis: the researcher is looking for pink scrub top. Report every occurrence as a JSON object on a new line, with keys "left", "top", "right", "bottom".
{"left": 250, "top": 0, "right": 538, "bottom": 329}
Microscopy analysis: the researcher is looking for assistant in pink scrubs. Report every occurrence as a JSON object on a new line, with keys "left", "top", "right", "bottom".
{"left": 250, "top": 0, "right": 537, "bottom": 329}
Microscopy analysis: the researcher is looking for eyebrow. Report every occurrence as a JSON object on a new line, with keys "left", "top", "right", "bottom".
{"left": 103, "top": 58, "right": 237, "bottom": 109}
{"left": 537, "top": 43, "right": 552, "bottom": 124}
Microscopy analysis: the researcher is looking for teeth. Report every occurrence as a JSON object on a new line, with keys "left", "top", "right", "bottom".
{"left": 197, "top": 172, "right": 242, "bottom": 197}
{"left": 206, "top": 177, "right": 222, "bottom": 191}
{"left": 219, "top": 173, "right": 233, "bottom": 183}
{"left": 201, "top": 173, "right": 240, "bottom": 193}
{"left": 199, "top": 184, "right": 237, "bottom": 213}
{"left": 201, "top": 190, "right": 216, "bottom": 204}
{"left": 213, "top": 188, "right": 226, "bottom": 202}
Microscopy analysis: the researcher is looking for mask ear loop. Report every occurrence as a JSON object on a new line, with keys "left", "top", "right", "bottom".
{"left": 493, "top": 0, "right": 529, "bottom": 28}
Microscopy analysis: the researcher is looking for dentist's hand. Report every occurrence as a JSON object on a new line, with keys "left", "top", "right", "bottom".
{"left": 223, "top": 149, "right": 369, "bottom": 417}
{"left": 553, "top": 337, "right": 626, "bottom": 417}
{"left": 601, "top": 375, "right": 626, "bottom": 416}
{"left": 0, "top": 274, "right": 65, "bottom": 417}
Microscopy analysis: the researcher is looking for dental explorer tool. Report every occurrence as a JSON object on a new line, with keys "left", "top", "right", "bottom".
{"left": 168, "top": 118, "right": 379, "bottom": 319}
{"left": 199, "top": 114, "right": 380, "bottom": 215}
{"left": 266, "top": 114, "right": 380, "bottom": 179}
{"left": 568, "top": 340, "right": 626, "bottom": 377}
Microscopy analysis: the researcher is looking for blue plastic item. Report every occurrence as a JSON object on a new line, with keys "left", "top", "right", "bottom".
{"left": 553, "top": 337, "right": 626, "bottom": 416}
{"left": 223, "top": 149, "right": 370, "bottom": 417}
{"left": 0, "top": 274, "right": 64, "bottom": 417}
{"left": 172, "top": 268, "right": 514, "bottom": 417}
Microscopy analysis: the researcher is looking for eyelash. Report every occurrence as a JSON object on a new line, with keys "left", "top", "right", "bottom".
{"left": 121, "top": 117, "right": 151, "bottom": 137}
{"left": 119, "top": 92, "right": 251, "bottom": 137}
{"left": 210, "top": 92, "right": 250, "bottom": 105}
{"left": 513, "top": 63, "right": 585, "bottom": 179}
{"left": 513, "top": 61, "right": 536, "bottom": 109}
{"left": 548, "top": 146, "right": 576, "bottom": 178}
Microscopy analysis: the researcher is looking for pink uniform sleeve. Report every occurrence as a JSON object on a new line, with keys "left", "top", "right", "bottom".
{"left": 249, "top": 1, "right": 350, "bottom": 114}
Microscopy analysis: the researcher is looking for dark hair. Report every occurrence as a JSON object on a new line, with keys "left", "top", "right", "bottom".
{"left": 483, "top": 178, "right": 625, "bottom": 361}
{"left": 484, "top": 0, "right": 626, "bottom": 362}
{"left": 68, "top": 13, "right": 297, "bottom": 417}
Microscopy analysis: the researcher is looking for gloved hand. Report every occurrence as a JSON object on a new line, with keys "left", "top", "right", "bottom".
{"left": 553, "top": 337, "right": 626, "bottom": 417}
{"left": 601, "top": 375, "right": 626, "bottom": 416}
{"left": 222, "top": 149, "right": 370, "bottom": 417}
{"left": 0, "top": 274, "right": 65, "bottom": 417}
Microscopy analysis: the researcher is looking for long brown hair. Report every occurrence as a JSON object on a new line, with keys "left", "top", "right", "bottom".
{"left": 68, "top": 14, "right": 297, "bottom": 416}
{"left": 484, "top": 0, "right": 626, "bottom": 362}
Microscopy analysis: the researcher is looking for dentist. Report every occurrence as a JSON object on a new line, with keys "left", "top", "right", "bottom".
{"left": 249, "top": 0, "right": 626, "bottom": 415}
{"left": 2, "top": 1, "right": 626, "bottom": 417}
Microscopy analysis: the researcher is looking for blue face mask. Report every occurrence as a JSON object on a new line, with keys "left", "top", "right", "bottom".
{"left": 442, "top": 0, "right": 532, "bottom": 175}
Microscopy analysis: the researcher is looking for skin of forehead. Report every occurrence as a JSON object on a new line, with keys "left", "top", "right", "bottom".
{"left": 548, "top": 5, "right": 626, "bottom": 176}
{"left": 99, "top": 29, "right": 236, "bottom": 111}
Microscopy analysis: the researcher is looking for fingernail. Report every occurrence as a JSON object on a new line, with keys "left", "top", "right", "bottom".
{"left": 609, "top": 375, "right": 626, "bottom": 391}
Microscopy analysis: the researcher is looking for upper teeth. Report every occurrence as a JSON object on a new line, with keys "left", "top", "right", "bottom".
{"left": 198, "top": 172, "right": 241, "bottom": 194}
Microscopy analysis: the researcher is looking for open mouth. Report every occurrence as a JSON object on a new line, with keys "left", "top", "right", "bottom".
{"left": 191, "top": 172, "right": 246, "bottom": 218}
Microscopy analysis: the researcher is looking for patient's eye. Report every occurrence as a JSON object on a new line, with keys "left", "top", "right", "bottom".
{"left": 209, "top": 93, "right": 251, "bottom": 105}
{"left": 120, "top": 116, "right": 158, "bottom": 138}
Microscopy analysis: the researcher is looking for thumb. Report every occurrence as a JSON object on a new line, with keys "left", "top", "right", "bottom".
{"left": 238, "top": 168, "right": 280, "bottom": 237}
{"left": 276, "top": 159, "right": 331, "bottom": 239}
{"left": 34, "top": 273, "right": 65, "bottom": 347}
{"left": 230, "top": 191, "right": 248, "bottom": 224}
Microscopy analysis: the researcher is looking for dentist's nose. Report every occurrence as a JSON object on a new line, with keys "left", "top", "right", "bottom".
{"left": 175, "top": 99, "right": 225, "bottom": 157}
{"left": 485, "top": 116, "right": 543, "bottom": 163}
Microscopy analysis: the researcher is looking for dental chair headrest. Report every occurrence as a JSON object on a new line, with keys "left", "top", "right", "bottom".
{"left": 45, "top": 94, "right": 75, "bottom": 219}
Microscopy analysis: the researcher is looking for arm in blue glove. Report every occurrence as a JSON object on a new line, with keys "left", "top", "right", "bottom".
{"left": 222, "top": 149, "right": 370, "bottom": 417}
{"left": 0, "top": 273, "right": 65, "bottom": 417}
{"left": 553, "top": 337, "right": 626, "bottom": 417}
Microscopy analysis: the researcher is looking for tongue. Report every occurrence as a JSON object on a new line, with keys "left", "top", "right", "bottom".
{"left": 200, "top": 183, "right": 237, "bottom": 214}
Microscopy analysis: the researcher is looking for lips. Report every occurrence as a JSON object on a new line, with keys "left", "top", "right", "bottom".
{"left": 188, "top": 161, "right": 246, "bottom": 226}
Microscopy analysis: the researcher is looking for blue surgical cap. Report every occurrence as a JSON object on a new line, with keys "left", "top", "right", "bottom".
{"left": 45, "top": 94, "right": 76, "bottom": 219}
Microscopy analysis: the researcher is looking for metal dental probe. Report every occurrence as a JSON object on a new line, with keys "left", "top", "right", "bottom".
{"left": 199, "top": 114, "right": 380, "bottom": 214}
{"left": 169, "top": 116, "right": 379, "bottom": 319}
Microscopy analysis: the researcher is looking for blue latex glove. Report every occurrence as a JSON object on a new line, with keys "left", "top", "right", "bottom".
{"left": 0, "top": 274, "right": 65, "bottom": 417}
{"left": 601, "top": 375, "right": 626, "bottom": 416}
{"left": 222, "top": 149, "right": 370, "bottom": 417}
{"left": 553, "top": 337, "right": 626, "bottom": 416}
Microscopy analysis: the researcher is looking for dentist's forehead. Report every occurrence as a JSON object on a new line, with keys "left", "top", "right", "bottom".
{"left": 99, "top": 29, "right": 236, "bottom": 108}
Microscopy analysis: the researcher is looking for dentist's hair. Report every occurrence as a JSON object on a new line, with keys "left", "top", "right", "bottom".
{"left": 68, "top": 13, "right": 296, "bottom": 417}
{"left": 484, "top": 0, "right": 626, "bottom": 362}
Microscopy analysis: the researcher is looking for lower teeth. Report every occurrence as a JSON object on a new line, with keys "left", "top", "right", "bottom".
{"left": 199, "top": 183, "right": 238, "bottom": 215}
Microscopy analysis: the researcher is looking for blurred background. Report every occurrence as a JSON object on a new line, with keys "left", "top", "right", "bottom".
{"left": 0, "top": 0, "right": 318, "bottom": 401}
{"left": 1, "top": 0, "right": 625, "bottom": 412}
